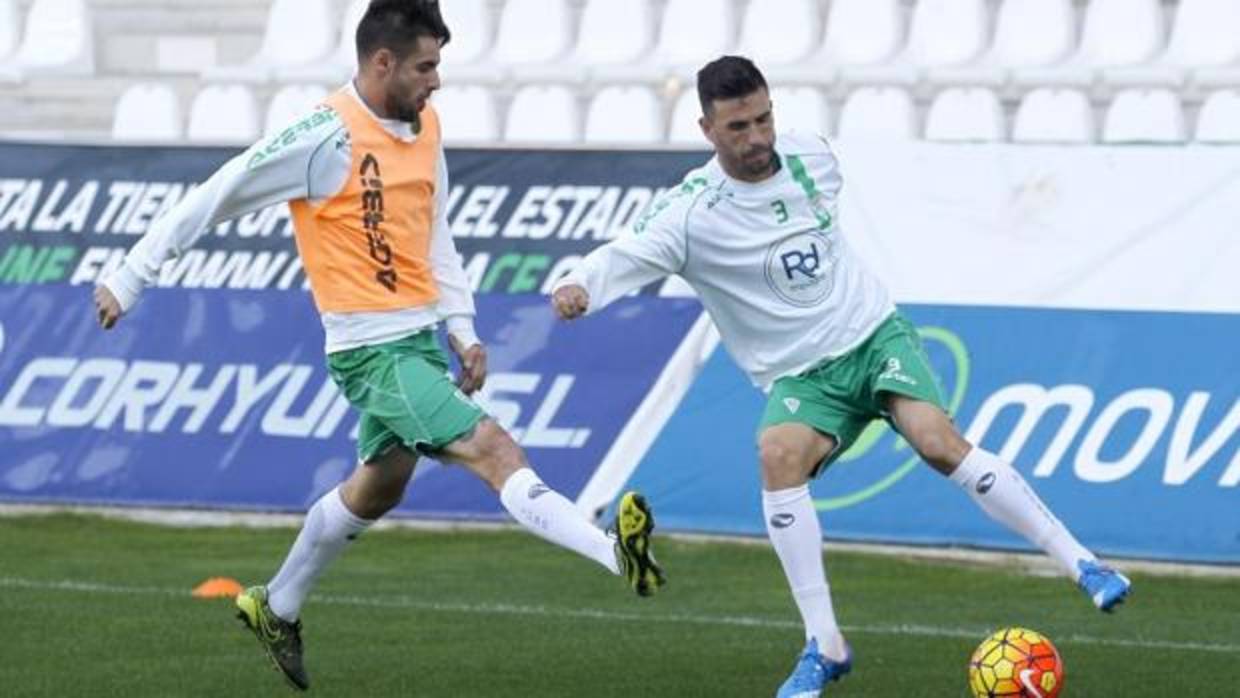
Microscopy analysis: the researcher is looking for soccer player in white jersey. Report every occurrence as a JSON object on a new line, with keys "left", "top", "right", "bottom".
{"left": 91, "top": 1, "right": 663, "bottom": 690}
{"left": 553, "top": 56, "right": 1131, "bottom": 697}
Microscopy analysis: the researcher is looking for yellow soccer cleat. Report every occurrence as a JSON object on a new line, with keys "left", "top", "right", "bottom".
{"left": 235, "top": 585, "right": 309, "bottom": 691}
{"left": 612, "top": 491, "right": 667, "bottom": 597}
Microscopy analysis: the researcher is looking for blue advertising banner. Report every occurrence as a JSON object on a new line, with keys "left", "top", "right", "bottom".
{"left": 627, "top": 305, "right": 1240, "bottom": 563}
{"left": 0, "top": 142, "right": 705, "bottom": 296}
{"left": 0, "top": 141, "right": 707, "bottom": 519}
{"left": 3, "top": 141, "right": 1237, "bottom": 563}
{"left": 0, "top": 283, "right": 701, "bottom": 518}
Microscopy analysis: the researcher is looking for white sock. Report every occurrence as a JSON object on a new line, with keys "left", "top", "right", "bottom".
{"left": 950, "top": 447, "right": 1095, "bottom": 580}
{"left": 500, "top": 467, "right": 620, "bottom": 575}
{"left": 763, "top": 485, "right": 846, "bottom": 660}
{"left": 267, "top": 486, "right": 372, "bottom": 621}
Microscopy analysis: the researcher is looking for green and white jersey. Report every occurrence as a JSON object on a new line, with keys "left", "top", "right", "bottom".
{"left": 557, "top": 132, "right": 895, "bottom": 390}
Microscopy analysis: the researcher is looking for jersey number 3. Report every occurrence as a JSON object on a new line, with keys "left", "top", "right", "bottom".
{"left": 771, "top": 200, "right": 789, "bottom": 224}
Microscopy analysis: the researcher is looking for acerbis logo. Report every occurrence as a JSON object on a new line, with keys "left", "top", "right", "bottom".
{"left": 770, "top": 513, "right": 796, "bottom": 529}
{"left": 764, "top": 230, "right": 836, "bottom": 307}
{"left": 528, "top": 483, "right": 551, "bottom": 499}
{"left": 975, "top": 472, "right": 997, "bottom": 494}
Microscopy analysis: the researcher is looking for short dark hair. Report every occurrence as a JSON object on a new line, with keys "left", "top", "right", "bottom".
{"left": 696, "top": 56, "right": 768, "bottom": 115}
{"left": 356, "top": 0, "right": 451, "bottom": 61}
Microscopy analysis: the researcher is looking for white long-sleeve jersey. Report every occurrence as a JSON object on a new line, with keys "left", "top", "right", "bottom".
{"left": 102, "top": 83, "right": 478, "bottom": 354}
{"left": 557, "top": 132, "right": 895, "bottom": 390}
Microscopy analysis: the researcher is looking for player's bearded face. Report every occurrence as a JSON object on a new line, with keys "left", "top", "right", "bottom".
{"left": 385, "top": 36, "right": 442, "bottom": 127}
{"left": 703, "top": 90, "right": 777, "bottom": 182}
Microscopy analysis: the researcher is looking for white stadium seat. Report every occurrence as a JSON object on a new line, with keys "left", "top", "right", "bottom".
{"left": 924, "top": 88, "right": 1005, "bottom": 142}
{"left": 186, "top": 84, "right": 261, "bottom": 144}
{"left": 574, "top": 0, "right": 655, "bottom": 67}
{"left": 1079, "top": 0, "right": 1165, "bottom": 69}
{"left": 111, "top": 83, "right": 183, "bottom": 143}
{"left": 523, "top": 0, "right": 656, "bottom": 82}
{"left": 439, "top": 0, "right": 494, "bottom": 67}
{"left": 584, "top": 86, "right": 663, "bottom": 144}
{"left": 278, "top": 0, "right": 367, "bottom": 84}
{"left": 1102, "top": 89, "right": 1187, "bottom": 143}
{"left": 1162, "top": 0, "right": 1240, "bottom": 69}
{"left": 927, "top": 0, "right": 1075, "bottom": 86}
{"left": 432, "top": 85, "right": 500, "bottom": 143}
{"left": 1012, "top": 89, "right": 1094, "bottom": 144}
{"left": 990, "top": 0, "right": 1075, "bottom": 69}
{"left": 654, "top": 0, "right": 736, "bottom": 70}
{"left": 1195, "top": 90, "right": 1240, "bottom": 143}
{"left": 203, "top": 0, "right": 335, "bottom": 83}
{"left": 492, "top": 0, "right": 571, "bottom": 66}
{"left": 264, "top": 85, "right": 329, "bottom": 137}
{"left": 822, "top": 0, "right": 904, "bottom": 69}
{"left": 438, "top": 0, "right": 500, "bottom": 82}
{"left": 770, "top": 87, "right": 830, "bottom": 138}
{"left": 0, "top": 0, "right": 19, "bottom": 63}
{"left": 667, "top": 90, "right": 705, "bottom": 145}
{"left": 1106, "top": 0, "right": 1240, "bottom": 86}
{"left": 1017, "top": 0, "right": 1164, "bottom": 87}
{"left": 503, "top": 85, "right": 580, "bottom": 143}
{"left": 770, "top": 0, "right": 903, "bottom": 84}
{"left": 906, "top": 0, "right": 989, "bottom": 69}
{"left": 848, "top": 0, "right": 988, "bottom": 86}
{"left": 737, "top": 0, "right": 820, "bottom": 66}
{"left": 835, "top": 87, "right": 917, "bottom": 141}
{"left": 1181, "top": 0, "right": 1240, "bottom": 85}
{"left": 0, "top": 0, "right": 94, "bottom": 81}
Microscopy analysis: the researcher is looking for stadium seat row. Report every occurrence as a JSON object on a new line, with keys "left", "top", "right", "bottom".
{"left": 112, "top": 81, "right": 1240, "bottom": 146}
{"left": 4, "top": 0, "right": 1240, "bottom": 89}
{"left": 201, "top": 0, "right": 1240, "bottom": 88}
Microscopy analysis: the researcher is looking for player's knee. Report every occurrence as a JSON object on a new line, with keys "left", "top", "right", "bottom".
{"left": 368, "top": 486, "right": 406, "bottom": 518}
{"left": 342, "top": 476, "right": 406, "bottom": 519}
{"left": 474, "top": 420, "right": 526, "bottom": 489}
{"left": 908, "top": 425, "right": 969, "bottom": 471}
{"left": 759, "top": 440, "right": 808, "bottom": 488}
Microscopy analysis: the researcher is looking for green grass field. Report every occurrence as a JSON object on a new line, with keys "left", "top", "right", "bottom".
{"left": 1, "top": 514, "right": 1237, "bottom": 697}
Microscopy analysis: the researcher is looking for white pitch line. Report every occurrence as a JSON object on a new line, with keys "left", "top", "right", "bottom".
{"left": 1, "top": 576, "right": 1235, "bottom": 655}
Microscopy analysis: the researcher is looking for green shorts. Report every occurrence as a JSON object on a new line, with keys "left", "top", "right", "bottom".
{"left": 326, "top": 330, "right": 487, "bottom": 463}
{"left": 759, "top": 312, "right": 947, "bottom": 474}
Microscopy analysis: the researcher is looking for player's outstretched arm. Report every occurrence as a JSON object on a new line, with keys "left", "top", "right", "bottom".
{"left": 552, "top": 284, "right": 590, "bottom": 320}
{"left": 550, "top": 183, "right": 691, "bottom": 321}
{"left": 95, "top": 109, "right": 340, "bottom": 325}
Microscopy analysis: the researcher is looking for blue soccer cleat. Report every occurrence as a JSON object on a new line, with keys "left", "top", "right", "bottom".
{"left": 1077, "top": 559, "right": 1132, "bottom": 612}
{"left": 775, "top": 637, "right": 852, "bottom": 698}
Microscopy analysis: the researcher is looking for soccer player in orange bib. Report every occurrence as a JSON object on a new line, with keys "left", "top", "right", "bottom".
{"left": 92, "top": 1, "right": 663, "bottom": 690}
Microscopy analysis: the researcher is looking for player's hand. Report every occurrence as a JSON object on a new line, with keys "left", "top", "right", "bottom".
{"left": 93, "top": 285, "right": 122, "bottom": 330}
{"left": 552, "top": 284, "right": 589, "bottom": 320}
{"left": 448, "top": 334, "right": 487, "bottom": 395}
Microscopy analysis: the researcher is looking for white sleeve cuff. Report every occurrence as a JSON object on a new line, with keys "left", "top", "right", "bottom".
{"left": 551, "top": 270, "right": 587, "bottom": 294}
{"left": 445, "top": 315, "right": 479, "bottom": 348}
{"left": 101, "top": 262, "right": 146, "bottom": 313}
